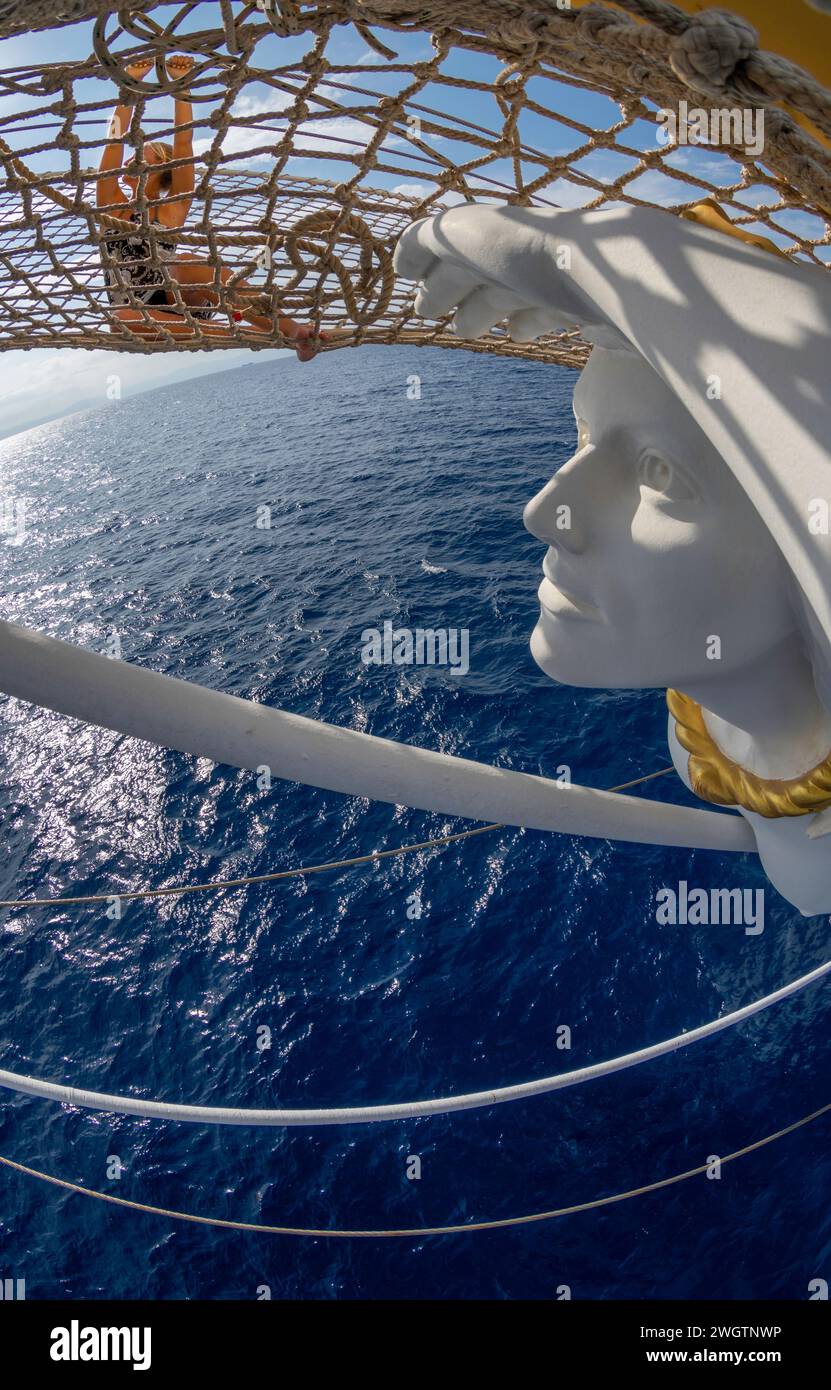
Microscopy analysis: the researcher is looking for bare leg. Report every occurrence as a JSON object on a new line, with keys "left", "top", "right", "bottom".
{"left": 167, "top": 257, "right": 325, "bottom": 362}
{"left": 108, "top": 302, "right": 325, "bottom": 359}
{"left": 109, "top": 304, "right": 273, "bottom": 343}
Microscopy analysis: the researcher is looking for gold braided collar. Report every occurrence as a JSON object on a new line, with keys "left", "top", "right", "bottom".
{"left": 667, "top": 689, "right": 831, "bottom": 819}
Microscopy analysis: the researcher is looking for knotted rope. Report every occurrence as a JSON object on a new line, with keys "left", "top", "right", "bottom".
{"left": 1, "top": 0, "right": 830, "bottom": 357}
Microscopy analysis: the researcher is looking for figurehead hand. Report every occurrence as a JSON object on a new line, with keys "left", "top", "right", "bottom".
{"left": 394, "top": 206, "right": 586, "bottom": 343}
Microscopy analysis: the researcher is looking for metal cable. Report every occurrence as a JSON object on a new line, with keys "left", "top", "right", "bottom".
{"left": 0, "top": 766, "right": 674, "bottom": 909}
{"left": 2, "top": 1098, "right": 828, "bottom": 1237}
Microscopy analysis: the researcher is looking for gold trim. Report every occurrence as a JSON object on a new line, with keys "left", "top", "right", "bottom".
{"left": 680, "top": 199, "right": 790, "bottom": 261}
{"left": 667, "top": 689, "right": 831, "bottom": 818}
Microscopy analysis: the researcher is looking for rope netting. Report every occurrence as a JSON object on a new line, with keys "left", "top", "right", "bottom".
{"left": 0, "top": 0, "right": 830, "bottom": 360}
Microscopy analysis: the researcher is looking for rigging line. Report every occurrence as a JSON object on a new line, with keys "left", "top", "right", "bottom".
{"left": 1, "top": 1098, "right": 829, "bottom": 1238}
{"left": 0, "top": 766, "right": 675, "bottom": 909}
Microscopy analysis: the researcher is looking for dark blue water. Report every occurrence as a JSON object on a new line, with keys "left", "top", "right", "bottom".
{"left": 0, "top": 345, "right": 828, "bottom": 1300}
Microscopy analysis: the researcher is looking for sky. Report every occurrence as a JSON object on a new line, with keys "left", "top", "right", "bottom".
{"left": 0, "top": 342, "right": 286, "bottom": 440}
{"left": 0, "top": 9, "right": 310, "bottom": 438}
{"left": 0, "top": 2, "right": 826, "bottom": 440}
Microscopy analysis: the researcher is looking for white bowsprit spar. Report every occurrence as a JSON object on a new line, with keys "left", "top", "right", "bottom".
{"left": 0, "top": 619, "right": 752, "bottom": 852}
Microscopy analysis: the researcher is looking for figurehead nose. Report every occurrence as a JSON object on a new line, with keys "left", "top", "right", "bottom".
{"left": 523, "top": 446, "right": 594, "bottom": 554}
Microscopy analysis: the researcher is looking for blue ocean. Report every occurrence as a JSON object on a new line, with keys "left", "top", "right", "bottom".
{"left": 0, "top": 343, "right": 828, "bottom": 1300}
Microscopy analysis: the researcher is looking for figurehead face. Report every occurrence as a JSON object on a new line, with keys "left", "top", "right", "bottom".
{"left": 393, "top": 198, "right": 831, "bottom": 710}
{"left": 524, "top": 348, "right": 797, "bottom": 691}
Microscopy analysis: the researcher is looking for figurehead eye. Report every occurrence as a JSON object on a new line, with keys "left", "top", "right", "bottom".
{"left": 640, "top": 451, "right": 671, "bottom": 491}
{"left": 637, "top": 449, "right": 697, "bottom": 503}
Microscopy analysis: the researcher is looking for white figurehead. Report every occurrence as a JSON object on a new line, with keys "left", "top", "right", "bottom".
{"left": 394, "top": 199, "right": 831, "bottom": 915}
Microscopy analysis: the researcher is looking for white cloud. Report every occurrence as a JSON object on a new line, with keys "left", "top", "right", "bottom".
{"left": 192, "top": 84, "right": 404, "bottom": 165}
{"left": 391, "top": 182, "right": 469, "bottom": 208}
{"left": 391, "top": 182, "right": 433, "bottom": 200}
{"left": 195, "top": 112, "right": 387, "bottom": 163}
{"left": 0, "top": 344, "right": 289, "bottom": 442}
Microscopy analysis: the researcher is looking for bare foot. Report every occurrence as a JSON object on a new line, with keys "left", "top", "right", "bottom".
{"left": 292, "top": 323, "right": 328, "bottom": 363}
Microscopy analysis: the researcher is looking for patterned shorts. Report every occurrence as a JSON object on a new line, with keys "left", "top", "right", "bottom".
{"left": 103, "top": 234, "right": 217, "bottom": 321}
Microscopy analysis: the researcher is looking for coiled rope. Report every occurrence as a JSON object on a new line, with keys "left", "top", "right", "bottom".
{"left": 1, "top": 957, "right": 828, "bottom": 1125}
{"left": 0, "top": 765, "right": 674, "bottom": 909}
{"left": 2, "top": 1098, "right": 829, "bottom": 1237}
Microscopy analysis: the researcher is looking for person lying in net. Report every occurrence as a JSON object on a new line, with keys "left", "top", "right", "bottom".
{"left": 96, "top": 54, "right": 323, "bottom": 361}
